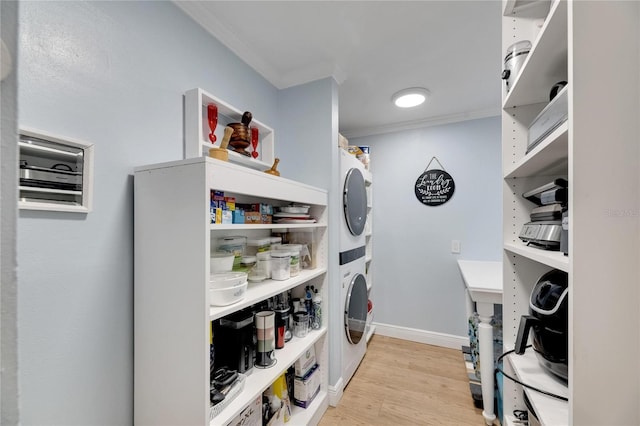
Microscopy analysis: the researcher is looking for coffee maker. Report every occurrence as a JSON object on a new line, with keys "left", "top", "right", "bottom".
{"left": 213, "top": 308, "right": 255, "bottom": 374}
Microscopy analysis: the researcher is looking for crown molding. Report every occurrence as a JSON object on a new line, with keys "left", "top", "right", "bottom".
{"left": 174, "top": 2, "right": 345, "bottom": 89}
{"left": 175, "top": 2, "right": 284, "bottom": 87}
{"left": 340, "top": 107, "right": 501, "bottom": 140}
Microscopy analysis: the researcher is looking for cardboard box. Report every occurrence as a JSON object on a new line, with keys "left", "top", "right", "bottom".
{"left": 232, "top": 210, "right": 245, "bottom": 224}
{"left": 212, "top": 190, "right": 225, "bottom": 202}
{"left": 226, "top": 395, "right": 261, "bottom": 426}
{"left": 261, "top": 214, "right": 272, "bottom": 224}
{"left": 224, "top": 196, "right": 236, "bottom": 211}
{"left": 251, "top": 203, "right": 273, "bottom": 215}
{"left": 244, "top": 211, "right": 261, "bottom": 224}
{"left": 221, "top": 210, "right": 233, "bottom": 224}
{"left": 215, "top": 208, "right": 223, "bottom": 224}
{"left": 293, "top": 364, "right": 320, "bottom": 409}
{"left": 294, "top": 345, "right": 316, "bottom": 378}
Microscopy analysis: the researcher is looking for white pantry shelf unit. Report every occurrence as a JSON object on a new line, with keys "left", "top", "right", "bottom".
{"left": 184, "top": 87, "right": 275, "bottom": 171}
{"left": 501, "top": 1, "right": 640, "bottom": 425}
{"left": 363, "top": 169, "right": 375, "bottom": 342}
{"left": 134, "top": 157, "right": 329, "bottom": 425}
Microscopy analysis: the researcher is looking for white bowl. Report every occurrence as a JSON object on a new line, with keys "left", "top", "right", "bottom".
{"left": 210, "top": 252, "right": 235, "bottom": 273}
{"left": 248, "top": 272, "right": 267, "bottom": 282}
{"left": 210, "top": 272, "right": 248, "bottom": 289}
{"left": 279, "top": 205, "right": 310, "bottom": 214}
{"left": 210, "top": 281, "right": 248, "bottom": 306}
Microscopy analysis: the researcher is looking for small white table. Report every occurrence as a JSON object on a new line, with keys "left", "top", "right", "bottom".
{"left": 457, "top": 260, "right": 502, "bottom": 426}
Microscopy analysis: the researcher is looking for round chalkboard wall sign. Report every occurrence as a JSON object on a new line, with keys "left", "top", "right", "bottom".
{"left": 414, "top": 163, "right": 455, "bottom": 206}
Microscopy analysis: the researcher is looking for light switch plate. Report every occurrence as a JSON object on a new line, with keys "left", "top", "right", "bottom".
{"left": 451, "top": 240, "right": 461, "bottom": 254}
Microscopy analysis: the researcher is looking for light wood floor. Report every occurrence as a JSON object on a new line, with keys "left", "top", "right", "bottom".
{"left": 318, "top": 335, "right": 485, "bottom": 425}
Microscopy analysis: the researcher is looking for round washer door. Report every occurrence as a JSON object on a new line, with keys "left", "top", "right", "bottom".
{"left": 345, "top": 273, "right": 368, "bottom": 345}
{"left": 343, "top": 168, "right": 367, "bottom": 236}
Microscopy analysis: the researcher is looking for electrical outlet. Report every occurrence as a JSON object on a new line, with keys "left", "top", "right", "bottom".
{"left": 451, "top": 240, "right": 461, "bottom": 254}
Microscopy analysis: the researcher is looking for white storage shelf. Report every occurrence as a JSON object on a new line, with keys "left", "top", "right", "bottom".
{"left": 504, "top": 243, "right": 568, "bottom": 272}
{"left": 501, "top": 1, "right": 570, "bottom": 423}
{"left": 503, "top": 0, "right": 567, "bottom": 109}
{"left": 506, "top": 351, "right": 568, "bottom": 425}
{"left": 185, "top": 87, "right": 275, "bottom": 171}
{"left": 504, "top": 122, "right": 568, "bottom": 179}
{"left": 211, "top": 328, "right": 327, "bottom": 426}
{"left": 134, "top": 157, "right": 329, "bottom": 426}
{"left": 210, "top": 268, "right": 327, "bottom": 320}
{"left": 503, "top": 1, "right": 640, "bottom": 425}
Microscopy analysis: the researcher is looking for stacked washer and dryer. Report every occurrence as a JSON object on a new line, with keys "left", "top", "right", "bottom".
{"left": 338, "top": 149, "right": 369, "bottom": 386}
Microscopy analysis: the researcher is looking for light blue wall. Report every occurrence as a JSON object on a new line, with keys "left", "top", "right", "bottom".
{"left": 17, "top": 2, "right": 281, "bottom": 424}
{"left": 277, "top": 79, "right": 343, "bottom": 386}
{"left": 1, "top": 0, "right": 20, "bottom": 422}
{"left": 351, "top": 116, "right": 502, "bottom": 337}
{"left": 277, "top": 78, "right": 338, "bottom": 189}
{"left": 15, "top": 1, "right": 502, "bottom": 423}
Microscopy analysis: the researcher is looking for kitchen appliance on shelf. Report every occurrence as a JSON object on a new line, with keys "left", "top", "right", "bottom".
{"left": 213, "top": 308, "right": 255, "bottom": 374}
{"left": 19, "top": 161, "right": 83, "bottom": 191}
{"left": 519, "top": 179, "right": 568, "bottom": 250}
{"left": 515, "top": 269, "right": 568, "bottom": 381}
{"left": 527, "top": 83, "right": 568, "bottom": 153}
{"left": 502, "top": 40, "right": 531, "bottom": 93}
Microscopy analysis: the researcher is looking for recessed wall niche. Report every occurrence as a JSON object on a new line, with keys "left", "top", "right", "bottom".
{"left": 19, "top": 128, "right": 94, "bottom": 213}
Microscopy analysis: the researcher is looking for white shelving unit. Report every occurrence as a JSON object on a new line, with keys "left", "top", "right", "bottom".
{"left": 134, "top": 157, "right": 329, "bottom": 426}
{"left": 501, "top": 1, "right": 640, "bottom": 425}
{"left": 506, "top": 351, "right": 568, "bottom": 425}
{"left": 184, "top": 88, "right": 275, "bottom": 171}
{"left": 363, "top": 170, "right": 375, "bottom": 342}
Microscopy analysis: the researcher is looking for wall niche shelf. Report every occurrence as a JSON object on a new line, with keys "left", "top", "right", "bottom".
{"left": 184, "top": 88, "right": 275, "bottom": 171}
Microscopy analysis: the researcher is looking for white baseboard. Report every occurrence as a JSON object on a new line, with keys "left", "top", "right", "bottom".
{"left": 328, "top": 377, "right": 344, "bottom": 407}
{"left": 371, "top": 321, "right": 469, "bottom": 350}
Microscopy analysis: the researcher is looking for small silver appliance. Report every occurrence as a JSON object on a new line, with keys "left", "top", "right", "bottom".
{"left": 502, "top": 40, "right": 531, "bottom": 93}
{"left": 527, "top": 84, "right": 568, "bottom": 153}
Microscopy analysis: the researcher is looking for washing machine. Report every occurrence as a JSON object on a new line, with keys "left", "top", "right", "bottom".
{"left": 340, "top": 254, "right": 368, "bottom": 386}
{"left": 339, "top": 149, "right": 367, "bottom": 259}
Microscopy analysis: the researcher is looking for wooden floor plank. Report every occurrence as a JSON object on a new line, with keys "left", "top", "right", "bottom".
{"left": 319, "top": 335, "right": 485, "bottom": 425}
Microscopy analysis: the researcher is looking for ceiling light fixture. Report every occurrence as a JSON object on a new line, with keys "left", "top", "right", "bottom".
{"left": 392, "top": 87, "right": 430, "bottom": 108}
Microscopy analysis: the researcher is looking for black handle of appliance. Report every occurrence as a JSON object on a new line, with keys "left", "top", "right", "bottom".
{"left": 51, "top": 163, "right": 73, "bottom": 172}
{"left": 515, "top": 315, "right": 540, "bottom": 355}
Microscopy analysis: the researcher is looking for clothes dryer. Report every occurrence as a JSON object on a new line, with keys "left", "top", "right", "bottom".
{"left": 339, "top": 149, "right": 367, "bottom": 256}
{"left": 340, "top": 253, "right": 368, "bottom": 386}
